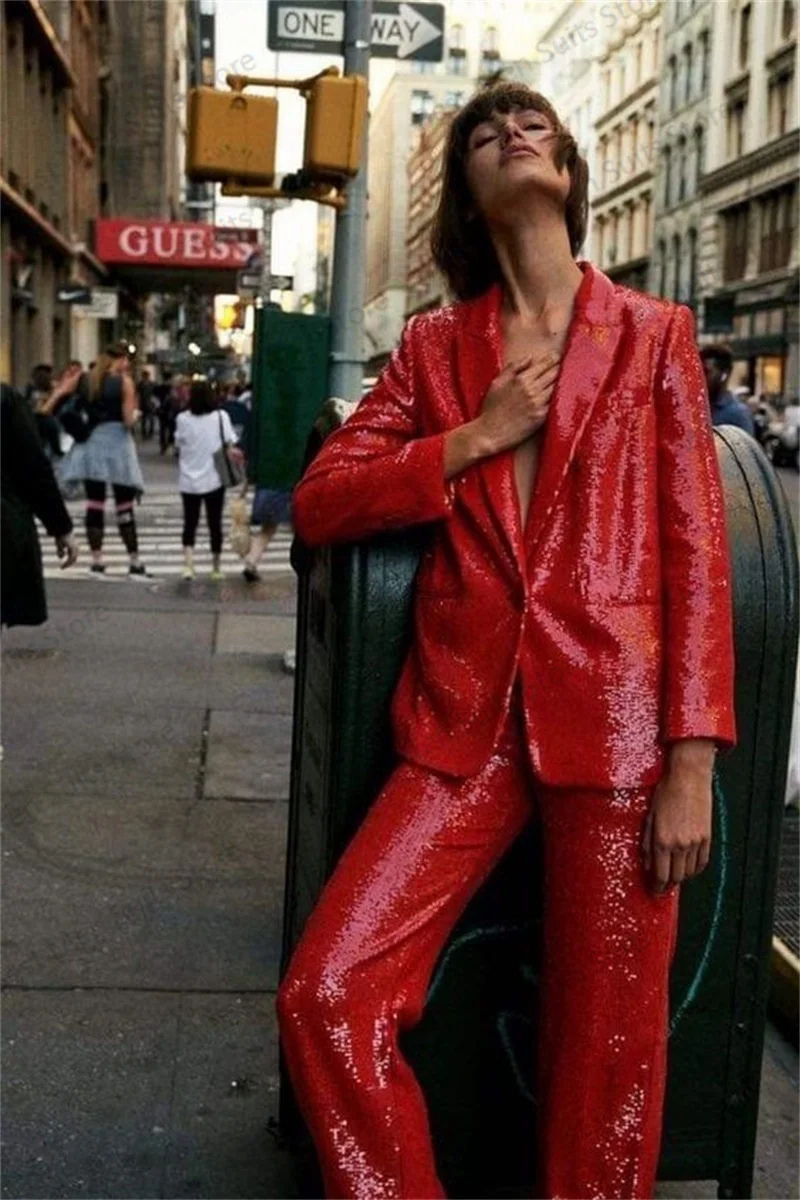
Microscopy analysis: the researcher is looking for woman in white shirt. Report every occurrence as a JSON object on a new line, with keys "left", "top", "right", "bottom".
{"left": 174, "top": 380, "right": 239, "bottom": 581}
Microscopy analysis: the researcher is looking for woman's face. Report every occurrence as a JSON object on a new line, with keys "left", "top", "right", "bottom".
{"left": 464, "top": 107, "right": 571, "bottom": 227}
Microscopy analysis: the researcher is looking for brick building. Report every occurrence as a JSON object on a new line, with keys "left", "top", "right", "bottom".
{"left": 406, "top": 107, "right": 455, "bottom": 318}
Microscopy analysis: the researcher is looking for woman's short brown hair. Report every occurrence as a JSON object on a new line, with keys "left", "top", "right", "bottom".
{"left": 430, "top": 83, "right": 589, "bottom": 302}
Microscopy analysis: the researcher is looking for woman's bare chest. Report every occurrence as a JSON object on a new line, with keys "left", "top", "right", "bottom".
{"left": 502, "top": 318, "right": 571, "bottom": 528}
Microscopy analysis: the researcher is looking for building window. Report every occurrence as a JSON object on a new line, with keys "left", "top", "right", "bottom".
{"left": 608, "top": 209, "right": 619, "bottom": 264}
{"left": 448, "top": 22, "right": 466, "bottom": 75}
{"left": 597, "top": 136, "right": 608, "bottom": 184}
{"left": 694, "top": 124, "right": 705, "bottom": 186}
{"left": 642, "top": 193, "right": 652, "bottom": 247}
{"left": 411, "top": 90, "right": 435, "bottom": 126}
{"left": 481, "top": 24, "right": 500, "bottom": 72}
{"left": 668, "top": 55, "right": 678, "bottom": 111}
{"left": 768, "top": 72, "right": 794, "bottom": 137}
{"left": 782, "top": 0, "right": 796, "bottom": 39}
{"left": 444, "top": 91, "right": 464, "bottom": 108}
{"left": 634, "top": 41, "right": 643, "bottom": 86}
{"left": 739, "top": 4, "right": 751, "bottom": 68}
{"left": 658, "top": 238, "right": 667, "bottom": 295}
{"left": 724, "top": 203, "right": 750, "bottom": 281}
{"left": 699, "top": 30, "right": 710, "bottom": 93}
{"left": 672, "top": 233, "right": 682, "bottom": 300}
{"left": 602, "top": 68, "right": 612, "bottom": 109}
{"left": 677, "top": 135, "right": 687, "bottom": 201}
{"left": 726, "top": 99, "right": 747, "bottom": 157}
{"left": 688, "top": 227, "right": 698, "bottom": 304}
{"left": 683, "top": 44, "right": 693, "bottom": 104}
{"left": 663, "top": 145, "right": 672, "bottom": 207}
{"left": 760, "top": 183, "right": 798, "bottom": 271}
{"left": 596, "top": 217, "right": 606, "bottom": 265}
{"left": 626, "top": 203, "right": 635, "bottom": 260}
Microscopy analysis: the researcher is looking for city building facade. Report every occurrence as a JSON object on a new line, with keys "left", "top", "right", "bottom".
{"left": 536, "top": 0, "right": 599, "bottom": 260}
{"left": 406, "top": 106, "right": 455, "bottom": 318}
{"left": 699, "top": 0, "right": 798, "bottom": 399}
{"left": 364, "top": 0, "right": 549, "bottom": 370}
{"left": 66, "top": 0, "right": 108, "bottom": 366}
{"left": 649, "top": 0, "right": 712, "bottom": 313}
{"left": 0, "top": 0, "right": 75, "bottom": 385}
{"left": 591, "top": 0, "right": 661, "bottom": 291}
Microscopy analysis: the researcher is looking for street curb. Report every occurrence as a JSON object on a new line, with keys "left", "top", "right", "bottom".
{"left": 770, "top": 936, "right": 799, "bottom": 1027}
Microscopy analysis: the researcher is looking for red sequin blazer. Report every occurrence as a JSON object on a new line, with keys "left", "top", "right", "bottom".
{"left": 293, "top": 262, "right": 737, "bottom": 788}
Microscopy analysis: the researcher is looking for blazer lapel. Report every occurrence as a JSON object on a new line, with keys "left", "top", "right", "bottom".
{"left": 524, "top": 264, "right": 623, "bottom": 562}
{"left": 456, "top": 285, "right": 524, "bottom": 576}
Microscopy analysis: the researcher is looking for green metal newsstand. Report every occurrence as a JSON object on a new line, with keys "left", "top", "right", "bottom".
{"left": 279, "top": 425, "right": 799, "bottom": 1199}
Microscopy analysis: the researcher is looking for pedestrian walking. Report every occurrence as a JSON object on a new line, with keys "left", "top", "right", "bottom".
{"left": 699, "top": 345, "right": 756, "bottom": 435}
{"left": 137, "top": 368, "right": 155, "bottom": 440}
{"left": 1, "top": 384, "right": 78, "bottom": 628}
{"left": 278, "top": 82, "right": 736, "bottom": 1200}
{"left": 242, "top": 486, "right": 292, "bottom": 582}
{"left": 59, "top": 342, "right": 149, "bottom": 579}
{"left": 155, "top": 373, "right": 177, "bottom": 455}
{"left": 174, "top": 378, "right": 240, "bottom": 582}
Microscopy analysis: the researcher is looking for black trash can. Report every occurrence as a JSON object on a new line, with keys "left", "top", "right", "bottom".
{"left": 280, "top": 425, "right": 798, "bottom": 1199}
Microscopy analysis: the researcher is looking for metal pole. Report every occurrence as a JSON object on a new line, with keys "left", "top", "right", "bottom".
{"left": 327, "top": 0, "right": 371, "bottom": 401}
{"left": 260, "top": 199, "right": 274, "bottom": 302}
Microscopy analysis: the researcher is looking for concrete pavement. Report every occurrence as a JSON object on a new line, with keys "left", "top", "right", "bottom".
{"left": 1, "top": 443, "right": 798, "bottom": 1199}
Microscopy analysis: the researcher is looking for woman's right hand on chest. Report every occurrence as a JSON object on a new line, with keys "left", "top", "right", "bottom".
{"left": 477, "top": 353, "right": 560, "bottom": 455}
{"left": 444, "top": 353, "right": 560, "bottom": 479}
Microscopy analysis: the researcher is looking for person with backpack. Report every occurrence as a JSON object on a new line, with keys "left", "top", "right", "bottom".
{"left": 58, "top": 342, "right": 149, "bottom": 579}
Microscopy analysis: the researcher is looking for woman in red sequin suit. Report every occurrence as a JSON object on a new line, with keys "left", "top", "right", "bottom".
{"left": 278, "top": 83, "right": 736, "bottom": 1200}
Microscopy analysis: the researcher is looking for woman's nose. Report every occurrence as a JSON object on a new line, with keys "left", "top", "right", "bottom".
{"left": 500, "top": 121, "right": 525, "bottom": 146}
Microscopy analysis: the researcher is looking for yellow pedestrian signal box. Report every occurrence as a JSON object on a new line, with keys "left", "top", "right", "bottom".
{"left": 186, "top": 87, "right": 277, "bottom": 185}
{"left": 303, "top": 72, "right": 368, "bottom": 181}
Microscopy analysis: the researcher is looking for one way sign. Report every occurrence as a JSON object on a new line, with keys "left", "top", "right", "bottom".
{"left": 268, "top": 1, "right": 444, "bottom": 61}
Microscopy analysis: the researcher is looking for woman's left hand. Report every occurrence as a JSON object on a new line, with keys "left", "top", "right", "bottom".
{"left": 641, "top": 740, "right": 715, "bottom": 894}
{"left": 229, "top": 446, "right": 245, "bottom": 465}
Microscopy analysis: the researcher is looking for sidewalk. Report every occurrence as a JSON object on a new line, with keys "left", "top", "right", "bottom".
{"left": 2, "top": 569, "right": 301, "bottom": 1198}
{"left": 1, "top": 443, "right": 797, "bottom": 1199}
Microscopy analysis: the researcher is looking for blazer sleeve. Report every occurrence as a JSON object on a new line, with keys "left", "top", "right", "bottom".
{"left": 655, "top": 305, "right": 736, "bottom": 750}
{"left": 292, "top": 320, "right": 455, "bottom": 547}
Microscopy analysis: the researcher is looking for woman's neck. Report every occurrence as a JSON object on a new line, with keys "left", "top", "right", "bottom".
{"left": 490, "top": 217, "right": 583, "bottom": 323}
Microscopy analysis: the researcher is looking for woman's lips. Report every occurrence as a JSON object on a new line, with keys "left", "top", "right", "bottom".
{"left": 500, "top": 145, "right": 538, "bottom": 164}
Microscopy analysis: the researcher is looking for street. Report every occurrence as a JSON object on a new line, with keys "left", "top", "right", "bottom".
{"left": 3, "top": 440, "right": 300, "bottom": 1198}
{"left": 0, "top": 441, "right": 797, "bottom": 1199}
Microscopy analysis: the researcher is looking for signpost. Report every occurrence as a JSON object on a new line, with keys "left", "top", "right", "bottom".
{"left": 268, "top": 0, "right": 444, "bottom": 60}
{"left": 71, "top": 288, "right": 120, "bottom": 320}
{"left": 237, "top": 270, "right": 294, "bottom": 298}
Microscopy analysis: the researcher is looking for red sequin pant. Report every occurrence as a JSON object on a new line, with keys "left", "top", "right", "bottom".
{"left": 277, "top": 706, "right": 679, "bottom": 1199}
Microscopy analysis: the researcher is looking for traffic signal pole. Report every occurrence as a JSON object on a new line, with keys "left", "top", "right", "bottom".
{"left": 327, "top": 0, "right": 372, "bottom": 402}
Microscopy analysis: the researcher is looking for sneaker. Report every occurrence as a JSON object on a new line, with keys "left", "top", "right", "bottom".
{"left": 243, "top": 564, "right": 261, "bottom": 583}
{"left": 182, "top": 565, "right": 195, "bottom": 581}
{"left": 88, "top": 563, "right": 107, "bottom": 578}
{"left": 282, "top": 649, "right": 296, "bottom": 675}
{"left": 128, "top": 563, "right": 152, "bottom": 580}
{"left": 210, "top": 568, "right": 224, "bottom": 583}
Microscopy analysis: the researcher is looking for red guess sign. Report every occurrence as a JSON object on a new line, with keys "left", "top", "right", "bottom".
{"left": 95, "top": 219, "right": 258, "bottom": 268}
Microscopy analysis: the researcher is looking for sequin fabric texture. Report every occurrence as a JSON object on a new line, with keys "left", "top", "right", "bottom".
{"left": 277, "top": 707, "right": 679, "bottom": 1199}
{"left": 293, "top": 261, "right": 737, "bottom": 788}
{"left": 284, "top": 261, "right": 736, "bottom": 1197}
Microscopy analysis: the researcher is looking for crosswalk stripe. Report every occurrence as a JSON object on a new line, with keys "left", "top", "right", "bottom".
{"left": 37, "top": 501, "right": 296, "bottom": 579}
